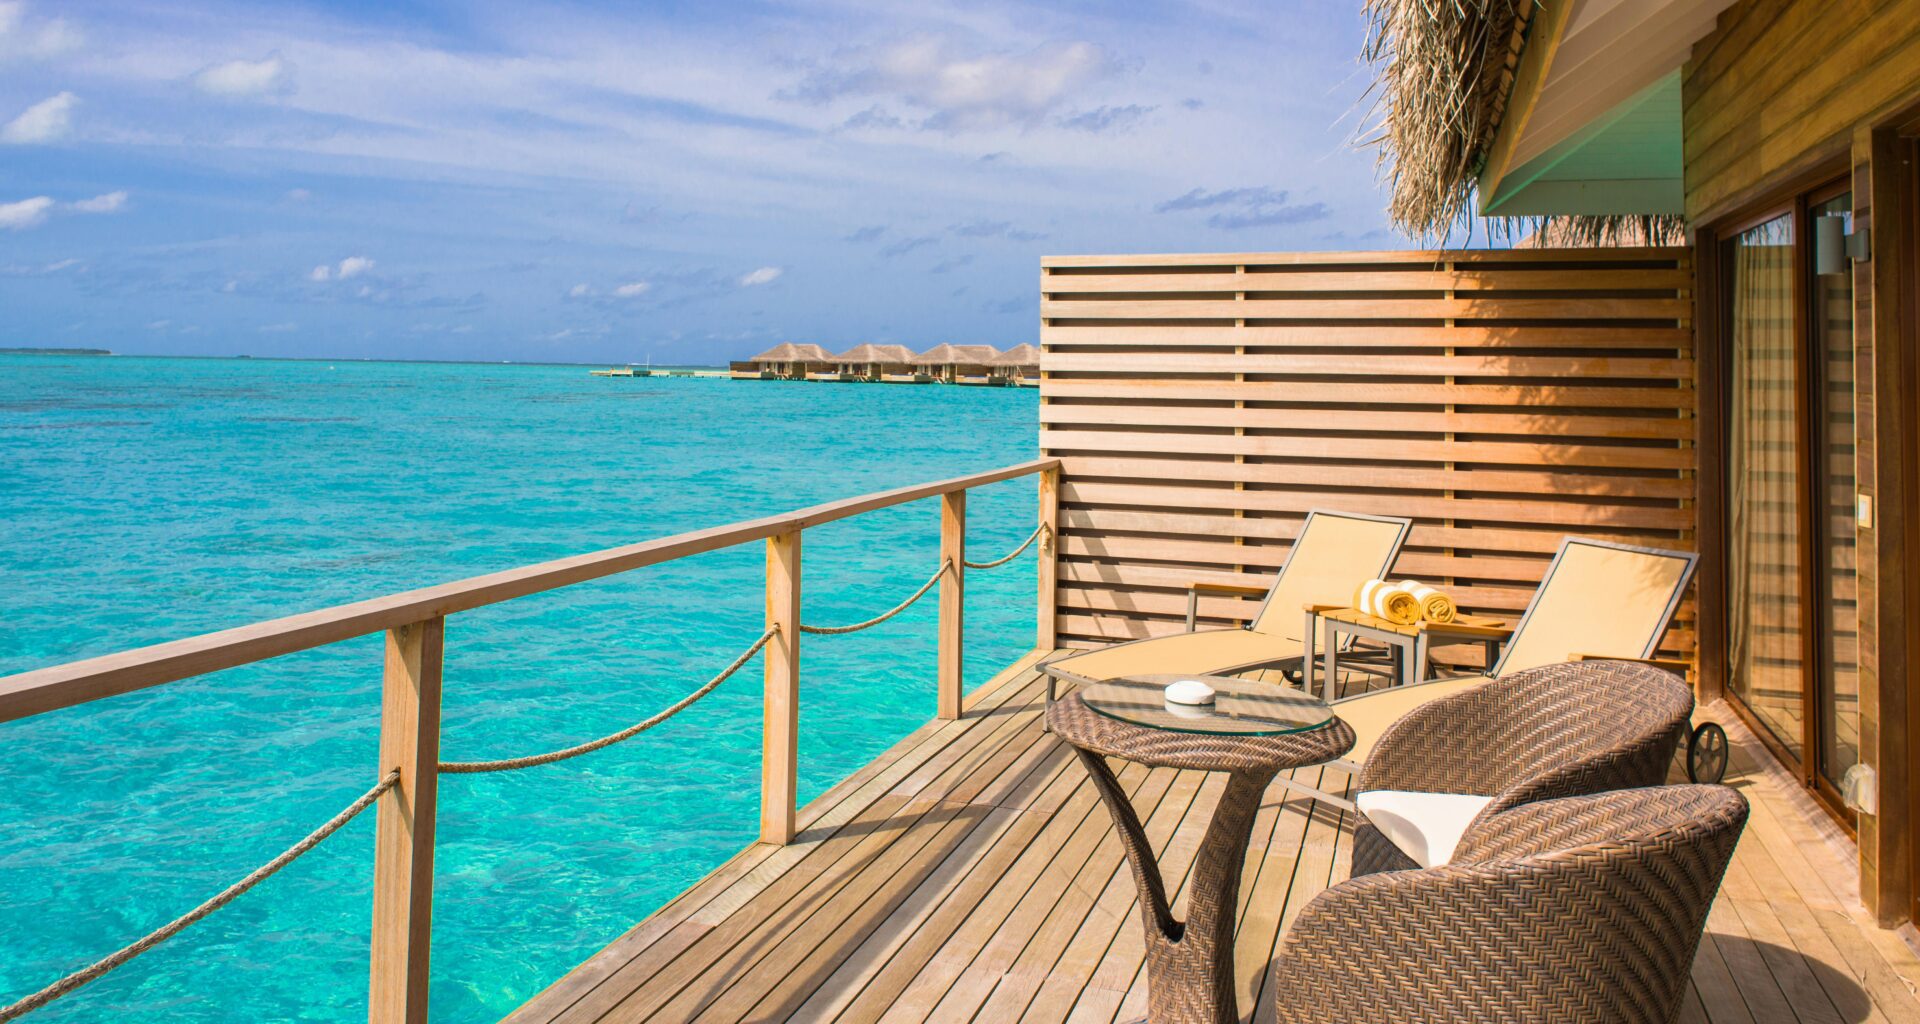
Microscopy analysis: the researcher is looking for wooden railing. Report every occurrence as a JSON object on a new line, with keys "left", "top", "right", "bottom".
{"left": 0, "top": 458, "right": 1059, "bottom": 1024}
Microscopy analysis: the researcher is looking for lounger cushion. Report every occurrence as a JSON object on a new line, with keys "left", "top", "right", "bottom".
{"left": 1355, "top": 790, "right": 1493, "bottom": 867}
{"left": 1332, "top": 676, "right": 1489, "bottom": 766}
{"left": 1049, "top": 627, "right": 1301, "bottom": 681}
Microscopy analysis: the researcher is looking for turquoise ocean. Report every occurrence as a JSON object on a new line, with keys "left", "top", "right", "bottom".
{"left": 0, "top": 354, "right": 1041, "bottom": 1022}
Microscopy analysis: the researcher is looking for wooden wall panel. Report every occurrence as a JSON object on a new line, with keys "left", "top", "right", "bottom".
{"left": 1039, "top": 247, "right": 1699, "bottom": 668}
{"left": 1683, "top": 0, "right": 1920, "bottom": 224}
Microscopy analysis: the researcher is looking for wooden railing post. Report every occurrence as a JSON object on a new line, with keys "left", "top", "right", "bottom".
{"left": 938, "top": 491, "right": 966, "bottom": 719}
{"left": 762, "top": 530, "right": 801, "bottom": 844}
{"left": 1037, "top": 467, "right": 1059, "bottom": 651}
{"left": 369, "top": 616, "right": 444, "bottom": 1024}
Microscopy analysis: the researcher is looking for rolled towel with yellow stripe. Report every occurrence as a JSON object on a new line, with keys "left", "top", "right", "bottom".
{"left": 1398, "top": 580, "right": 1457, "bottom": 624}
{"left": 1355, "top": 578, "right": 1421, "bottom": 625}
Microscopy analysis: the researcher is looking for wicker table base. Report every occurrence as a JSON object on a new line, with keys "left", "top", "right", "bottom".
{"left": 1046, "top": 692, "right": 1355, "bottom": 1024}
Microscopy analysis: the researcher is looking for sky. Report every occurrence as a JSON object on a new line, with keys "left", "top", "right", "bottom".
{"left": 0, "top": 0, "right": 1398, "bottom": 363}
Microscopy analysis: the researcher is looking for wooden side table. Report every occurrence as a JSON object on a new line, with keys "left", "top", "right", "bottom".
{"left": 1301, "top": 605, "right": 1512, "bottom": 700}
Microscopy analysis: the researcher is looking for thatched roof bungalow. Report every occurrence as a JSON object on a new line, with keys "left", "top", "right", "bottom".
{"left": 913, "top": 344, "right": 1001, "bottom": 382}
{"left": 743, "top": 342, "right": 833, "bottom": 379}
{"left": 834, "top": 344, "right": 920, "bottom": 379}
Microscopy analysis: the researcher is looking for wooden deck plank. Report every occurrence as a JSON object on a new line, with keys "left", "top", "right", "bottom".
{"left": 507, "top": 653, "right": 1920, "bottom": 1024}
{"left": 591, "top": 686, "right": 1054, "bottom": 1021}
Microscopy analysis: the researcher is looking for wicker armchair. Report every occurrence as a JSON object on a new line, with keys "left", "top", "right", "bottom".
{"left": 1274, "top": 785, "right": 1749, "bottom": 1024}
{"left": 1352, "top": 659, "right": 1694, "bottom": 875}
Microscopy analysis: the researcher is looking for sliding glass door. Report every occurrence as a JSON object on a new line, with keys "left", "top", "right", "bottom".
{"left": 1722, "top": 179, "right": 1859, "bottom": 814}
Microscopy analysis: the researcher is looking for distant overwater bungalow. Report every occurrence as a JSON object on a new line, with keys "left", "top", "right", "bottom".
{"left": 727, "top": 342, "right": 1038, "bottom": 386}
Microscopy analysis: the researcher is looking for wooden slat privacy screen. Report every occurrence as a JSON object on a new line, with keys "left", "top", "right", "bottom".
{"left": 1038, "top": 248, "right": 1698, "bottom": 667}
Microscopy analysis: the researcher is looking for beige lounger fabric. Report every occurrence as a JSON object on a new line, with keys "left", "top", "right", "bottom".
{"left": 1494, "top": 541, "right": 1693, "bottom": 675}
{"left": 1049, "top": 511, "right": 1408, "bottom": 681}
{"left": 1252, "top": 514, "right": 1409, "bottom": 638}
{"left": 1327, "top": 540, "right": 1694, "bottom": 772}
{"left": 1042, "top": 626, "right": 1302, "bottom": 681}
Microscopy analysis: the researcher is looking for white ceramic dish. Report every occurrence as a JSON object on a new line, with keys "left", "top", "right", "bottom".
{"left": 1163, "top": 679, "right": 1217, "bottom": 706}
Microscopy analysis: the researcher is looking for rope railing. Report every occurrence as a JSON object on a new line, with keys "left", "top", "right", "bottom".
{"left": 0, "top": 769, "right": 400, "bottom": 1024}
{"left": 799, "top": 560, "right": 950, "bottom": 635}
{"left": 964, "top": 522, "right": 1050, "bottom": 571}
{"left": 797, "top": 520, "right": 1048, "bottom": 637}
{"left": 439, "top": 626, "right": 778, "bottom": 774}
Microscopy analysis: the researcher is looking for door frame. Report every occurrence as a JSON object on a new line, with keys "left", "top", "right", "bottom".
{"left": 1707, "top": 161, "right": 1859, "bottom": 829}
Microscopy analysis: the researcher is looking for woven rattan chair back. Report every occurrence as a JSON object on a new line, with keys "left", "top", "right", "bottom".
{"left": 1351, "top": 660, "right": 1694, "bottom": 875}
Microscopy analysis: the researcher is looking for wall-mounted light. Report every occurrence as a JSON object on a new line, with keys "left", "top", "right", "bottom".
{"left": 1815, "top": 213, "right": 1870, "bottom": 275}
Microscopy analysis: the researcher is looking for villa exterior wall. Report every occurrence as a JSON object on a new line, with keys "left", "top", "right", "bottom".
{"left": 1683, "top": 0, "right": 1920, "bottom": 926}
{"left": 1682, "top": 0, "right": 1920, "bottom": 225}
{"left": 1036, "top": 249, "right": 1699, "bottom": 670}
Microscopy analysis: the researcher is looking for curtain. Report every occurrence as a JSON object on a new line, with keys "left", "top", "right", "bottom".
{"left": 1726, "top": 216, "right": 1804, "bottom": 759}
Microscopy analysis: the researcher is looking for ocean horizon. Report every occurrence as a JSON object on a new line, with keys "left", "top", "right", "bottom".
{"left": 0, "top": 353, "right": 1041, "bottom": 1022}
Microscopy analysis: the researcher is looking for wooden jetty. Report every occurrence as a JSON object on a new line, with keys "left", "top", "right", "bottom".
{"left": 503, "top": 654, "right": 1920, "bottom": 1024}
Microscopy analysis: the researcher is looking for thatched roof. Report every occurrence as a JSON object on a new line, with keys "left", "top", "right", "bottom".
{"left": 749, "top": 342, "right": 833, "bottom": 363}
{"left": 915, "top": 344, "right": 1000, "bottom": 364}
{"left": 1359, "top": 0, "right": 1688, "bottom": 246}
{"left": 835, "top": 343, "right": 919, "bottom": 363}
{"left": 988, "top": 344, "right": 1040, "bottom": 367}
{"left": 1513, "top": 214, "right": 1688, "bottom": 248}
{"left": 1360, "top": 0, "right": 1534, "bottom": 240}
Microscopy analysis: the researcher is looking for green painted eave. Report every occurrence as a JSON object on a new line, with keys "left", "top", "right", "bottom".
{"left": 1479, "top": 71, "right": 1686, "bottom": 217}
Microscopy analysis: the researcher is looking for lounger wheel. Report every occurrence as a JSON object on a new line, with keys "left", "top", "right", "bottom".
{"left": 1687, "top": 722, "right": 1728, "bottom": 784}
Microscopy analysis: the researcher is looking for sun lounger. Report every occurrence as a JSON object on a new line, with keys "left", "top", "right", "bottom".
{"left": 1041, "top": 509, "right": 1412, "bottom": 713}
{"left": 1307, "top": 537, "right": 1698, "bottom": 807}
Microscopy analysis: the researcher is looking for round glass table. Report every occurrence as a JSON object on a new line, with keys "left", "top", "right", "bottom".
{"left": 1046, "top": 674, "right": 1353, "bottom": 1024}
{"left": 1079, "top": 674, "right": 1334, "bottom": 736}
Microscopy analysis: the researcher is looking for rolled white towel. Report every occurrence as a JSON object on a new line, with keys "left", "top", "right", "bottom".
{"left": 1397, "top": 580, "right": 1457, "bottom": 624}
{"left": 1355, "top": 578, "right": 1421, "bottom": 625}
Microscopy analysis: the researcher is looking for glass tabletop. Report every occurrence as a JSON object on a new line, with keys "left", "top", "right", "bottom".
{"left": 1079, "top": 674, "right": 1334, "bottom": 736}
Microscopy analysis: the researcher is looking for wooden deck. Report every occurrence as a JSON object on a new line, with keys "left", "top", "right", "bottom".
{"left": 503, "top": 651, "right": 1920, "bottom": 1024}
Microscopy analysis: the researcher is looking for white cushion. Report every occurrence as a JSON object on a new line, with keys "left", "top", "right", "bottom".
{"left": 1355, "top": 790, "right": 1495, "bottom": 868}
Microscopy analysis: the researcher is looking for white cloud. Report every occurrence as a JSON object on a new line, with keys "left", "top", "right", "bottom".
{"left": 70, "top": 190, "right": 126, "bottom": 214}
{"left": 0, "top": 195, "right": 54, "bottom": 230}
{"left": 1, "top": 91, "right": 77, "bottom": 144}
{"left": 738, "top": 266, "right": 783, "bottom": 286}
{"left": 613, "top": 281, "right": 651, "bottom": 297}
{"left": 0, "top": 3, "right": 81, "bottom": 60}
{"left": 311, "top": 256, "right": 373, "bottom": 282}
{"left": 193, "top": 55, "right": 292, "bottom": 98}
{"left": 568, "top": 283, "right": 593, "bottom": 298}
{"left": 285, "top": 187, "right": 311, "bottom": 201}
{"left": 792, "top": 38, "right": 1116, "bottom": 131}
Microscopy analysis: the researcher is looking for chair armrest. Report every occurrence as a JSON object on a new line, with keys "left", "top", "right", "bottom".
{"left": 1188, "top": 581, "right": 1269, "bottom": 596}
{"left": 1186, "top": 581, "right": 1267, "bottom": 630}
{"left": 1425, "top": 620, "right": 1511, "bottom": 638}
{"left": 1573, "top": 654, "right": 1691, "bottom": 674}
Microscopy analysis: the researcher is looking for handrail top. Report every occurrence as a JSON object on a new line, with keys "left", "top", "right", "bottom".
{"left": 0, "top": 458, "right": 1059, "bottom": 724}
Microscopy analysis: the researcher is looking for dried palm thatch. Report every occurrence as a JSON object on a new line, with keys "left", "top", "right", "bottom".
{"left": 1360, "top": 0, "right": 1534, "bottom": 239}
{"left": 1509, "top": 214, "right": 1689, "bottom": 247}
